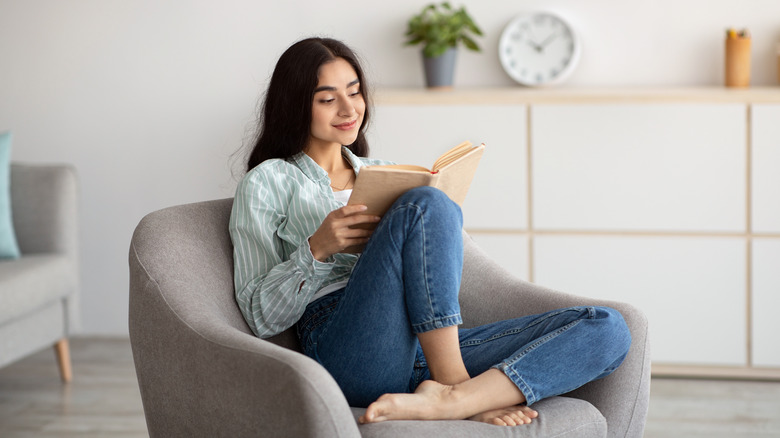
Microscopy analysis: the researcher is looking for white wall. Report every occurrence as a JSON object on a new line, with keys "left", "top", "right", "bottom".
{"left": 1, "top": 0, "right": 779, "bottom": 335}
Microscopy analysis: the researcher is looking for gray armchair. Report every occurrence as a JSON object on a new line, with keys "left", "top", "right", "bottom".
{"left": 129, "top": 198, "right": 650, "bottom": 438}
{"left": 0, "top": 163, "right": 79, "bottom": 382}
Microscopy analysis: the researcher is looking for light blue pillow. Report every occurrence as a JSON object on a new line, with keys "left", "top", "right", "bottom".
{"left": 0, "top": 131, "right": 21, "bottom": 259}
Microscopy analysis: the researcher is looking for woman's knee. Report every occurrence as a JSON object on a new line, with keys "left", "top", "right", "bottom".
{"left": 396, "top": 186, "right": 457, "bottom": 210}
{"left": 393, "top": 187, "right": 462, "bottom": 226}
{"left": 593, "top": 306, "right": 632, "bottom": 356}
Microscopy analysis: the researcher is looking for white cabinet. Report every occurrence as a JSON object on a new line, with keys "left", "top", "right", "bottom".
{"left": 752, "top": 105, "right": 780, "bottom": 234}
{"left": 751, "top": 105, "right": 780, "bottom": 368}
{"left": 374, "top": 88, "right": 780, "bottom": 378}
{"left": 752, "top": 239, "right": 780, "bottom": 367}
{"left": 534, "top": 234, "right": 746, "bottom": 366}
{"left": 368, "top": 104, "right": 528, "bottom": 230}
{"left": 532, "top": 104, "right": 746, "bottom": 232}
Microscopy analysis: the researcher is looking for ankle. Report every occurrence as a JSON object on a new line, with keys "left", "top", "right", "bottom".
{"left": 441, "top": 382, "right": 479, "bottom": 419}
{"left": 431, "top": 369, "right": 470, "bottom": 386}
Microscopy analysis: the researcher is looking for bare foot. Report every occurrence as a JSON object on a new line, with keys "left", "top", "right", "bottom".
{"left": 469, "top": 405, "right": 538, "bottom": 426}
{"left": 359, "top": 380, "right": 460, "bottom": 424}
{"left": 359, "top": 370, "right": 527, "bottom": 425}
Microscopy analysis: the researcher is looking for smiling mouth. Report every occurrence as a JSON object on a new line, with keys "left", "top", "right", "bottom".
{"left": 334, "top": 120, "right": 358, "bottom": 130}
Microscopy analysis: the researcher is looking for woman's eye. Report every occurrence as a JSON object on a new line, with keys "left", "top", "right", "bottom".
{"left": 319, "top": 98, "right": 335, "bottom": 104}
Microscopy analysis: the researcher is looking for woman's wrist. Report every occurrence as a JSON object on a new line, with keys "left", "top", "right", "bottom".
{"left": 308, "top": 236, "right": 329, "bottom": 262}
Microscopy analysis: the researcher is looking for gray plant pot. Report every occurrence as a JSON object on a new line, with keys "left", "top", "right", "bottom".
{"left": 422, "top": 48, "right": 457, "bottom": 89}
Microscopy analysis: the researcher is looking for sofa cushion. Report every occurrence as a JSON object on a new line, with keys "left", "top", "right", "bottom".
{"left": 0, "top": 254, "right": 75, "bottom": 325}
{"left": 352, "top": 396, "right": 607, "bottom": 438}
{"left": 0, "top": 131, "right": 20, "bottom": 259}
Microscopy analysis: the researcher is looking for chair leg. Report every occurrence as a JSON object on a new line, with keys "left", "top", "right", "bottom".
{"left": 54, "top": 338, "right": 73, "bottom": 383}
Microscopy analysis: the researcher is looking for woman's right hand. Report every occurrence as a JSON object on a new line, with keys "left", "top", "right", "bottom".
{"left": 308, "top": 205, "right": 381, "bottom": 262}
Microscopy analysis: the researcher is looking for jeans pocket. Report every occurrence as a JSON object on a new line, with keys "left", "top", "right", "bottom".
{"left": 296, "top": 289, "right": 344, "bottom": 356}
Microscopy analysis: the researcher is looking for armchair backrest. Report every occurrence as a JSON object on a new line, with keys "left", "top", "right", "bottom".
{"left": 10, "top": 164, "right": 78, "bottom": 258}
{"left": 130, "top": 198, "right": 248, "bottom": 334}
{"left": 129, "top": 197, "right": 302, "bottom": 350}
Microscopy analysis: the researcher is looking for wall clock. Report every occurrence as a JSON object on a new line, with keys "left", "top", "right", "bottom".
{"left": 499, "top": 12, "right": 581, "bottom": 86}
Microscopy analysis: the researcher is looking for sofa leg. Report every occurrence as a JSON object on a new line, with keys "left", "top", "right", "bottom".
{"left": 54, "top": 338, "right": 73, "bottom": 383}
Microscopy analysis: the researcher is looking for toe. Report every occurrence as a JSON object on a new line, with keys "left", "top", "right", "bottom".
{"left": 491, "top": 417, "right": 507, "bottom": 426}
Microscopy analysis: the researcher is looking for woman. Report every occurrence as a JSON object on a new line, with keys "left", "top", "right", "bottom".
{"left": 230, "top": 37, "right": 631, "bottom": 426}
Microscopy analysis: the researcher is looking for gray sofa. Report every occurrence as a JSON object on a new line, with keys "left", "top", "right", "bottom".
{"left": 0, "top": 163, "right": 79, "bottom": 382}
{"left": 129, "top": 198, "right": 650, "bottom": 438}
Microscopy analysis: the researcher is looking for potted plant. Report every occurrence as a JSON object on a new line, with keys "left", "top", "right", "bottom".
{"left": 404, "top": 2, "right": 483, "bottom": 89}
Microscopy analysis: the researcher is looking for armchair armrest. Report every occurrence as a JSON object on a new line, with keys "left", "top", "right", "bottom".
{"left": 10, "top": 163, "right": 78, "bottom": 257}
{"left": 459, "top": 233, "right": 651, "bottom": 438}
{"left": 128, "top": 202, "right": 361, "bottom": 438}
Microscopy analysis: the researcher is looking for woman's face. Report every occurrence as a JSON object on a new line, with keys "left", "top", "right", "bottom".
{"left": 308, "top": 58, "right": 365, "bottom": 152}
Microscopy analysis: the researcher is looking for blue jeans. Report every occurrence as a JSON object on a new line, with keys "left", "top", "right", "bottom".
{"left": 297, "top": 186, "right": 631, "bottom": 408}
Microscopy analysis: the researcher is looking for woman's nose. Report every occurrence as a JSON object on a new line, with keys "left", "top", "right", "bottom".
{"left": 338, "top": 98, "right": 357, "bottom": 116}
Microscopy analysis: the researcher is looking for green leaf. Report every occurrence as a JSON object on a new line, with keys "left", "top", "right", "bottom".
{"left": 405, "top": 2, "right": 483, "bottom": 54}
{"left": 461, "top": 35, "right": 480, "bottom": 52}
{"left": 404, "top": 36, "right": 425, "bottom": 46}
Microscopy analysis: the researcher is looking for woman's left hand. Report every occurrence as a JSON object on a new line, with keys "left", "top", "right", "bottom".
{"left": 308, "top": 205, "right": 380, "bottom": 261}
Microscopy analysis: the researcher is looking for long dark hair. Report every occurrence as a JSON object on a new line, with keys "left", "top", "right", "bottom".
{"left": 246, "top": 38, "right": 371, "bottom": 172}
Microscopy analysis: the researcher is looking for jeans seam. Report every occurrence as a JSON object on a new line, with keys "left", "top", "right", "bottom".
{"left": 304, "top": 294, "right": 346, "bottom": 354}
{"left": 460, "top": 307, "right": 590, "bottom": 348}
{"left": 412, "top": 314, "right": 463, "bottom": 333}
{"left": 513, "top": 319, "right": 581, "bottom": 360}
{"left": 495, "top": 319, "right": 583, "bottom": 405}
{"left": 298, "top": 300, "right": 339, "bottom": 332}
{"left": 418, "top": 205, "right": 435, "bottom": 321}
{"left": 392, "top": 201, "right": 456, "bottom": 332}
{"left": 499, "top": 364, "right": 537, "bottom": 405}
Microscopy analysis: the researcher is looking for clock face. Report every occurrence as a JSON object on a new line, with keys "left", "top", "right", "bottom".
{"left": 499, "top": 12, "right": 581, "bottom": 86}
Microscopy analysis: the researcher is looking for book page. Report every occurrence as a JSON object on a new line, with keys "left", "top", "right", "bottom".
{"left": 432, "top": 141, "right": 474, "bottom": 171}
{"left": 377, "top": 164, "right": 433, "bottom": 173}
{"left": 434, "top": 145, "right": 484, "bottom": 205}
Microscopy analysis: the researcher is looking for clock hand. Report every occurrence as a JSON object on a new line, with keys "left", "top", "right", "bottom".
{"left": 525, "top": 27, "right": 544, "bottom": 52}
{"left": 539, "top": 33, "right": 559, "bottom": 50}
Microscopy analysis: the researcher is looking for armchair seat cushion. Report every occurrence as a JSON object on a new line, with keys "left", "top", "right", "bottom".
{"left": 0, "top": 254, "right": 74, "bottom": 324}
{"left": 351, "top": 396, "right": 606, "bottom": 437}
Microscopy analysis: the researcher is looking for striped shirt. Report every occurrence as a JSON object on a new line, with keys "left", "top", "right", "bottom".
{"left": 229, "top": 147, "right": 391, "bottom": 338}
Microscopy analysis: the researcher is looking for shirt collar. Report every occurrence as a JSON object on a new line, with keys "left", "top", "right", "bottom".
{"left": 291, "top": 146, "right": 365, "bottom": 185}
{"left": 340, "top": 146, "right": 365, "bottom": 174}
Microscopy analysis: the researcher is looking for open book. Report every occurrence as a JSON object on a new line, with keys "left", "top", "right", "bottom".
{"left": 348, "top": 141, "right": 485, "bottom": 217}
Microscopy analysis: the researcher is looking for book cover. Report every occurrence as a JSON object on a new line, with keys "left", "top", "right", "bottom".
{"left": 348, "top": 141, "right": 485, "bottom": 217}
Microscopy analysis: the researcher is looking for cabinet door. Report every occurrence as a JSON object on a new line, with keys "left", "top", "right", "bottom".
{"left": 534, "top": 235, "right": 747, "bottom": 366}
{"left": 752, "top": 239, "right": 780, "bottom": 367}
{"left": 751, "top": 105, "right": 780, "bottom": 233}
{"left": 370, "top": 105, "right": 528, "bottom": 230}
{"left": 532, "top": 104, "right": 746, "bottom": 232}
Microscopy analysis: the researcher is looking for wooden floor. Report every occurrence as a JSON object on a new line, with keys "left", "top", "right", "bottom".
{"left": 1, "top": 338, "right": 779, "bottom": 437}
